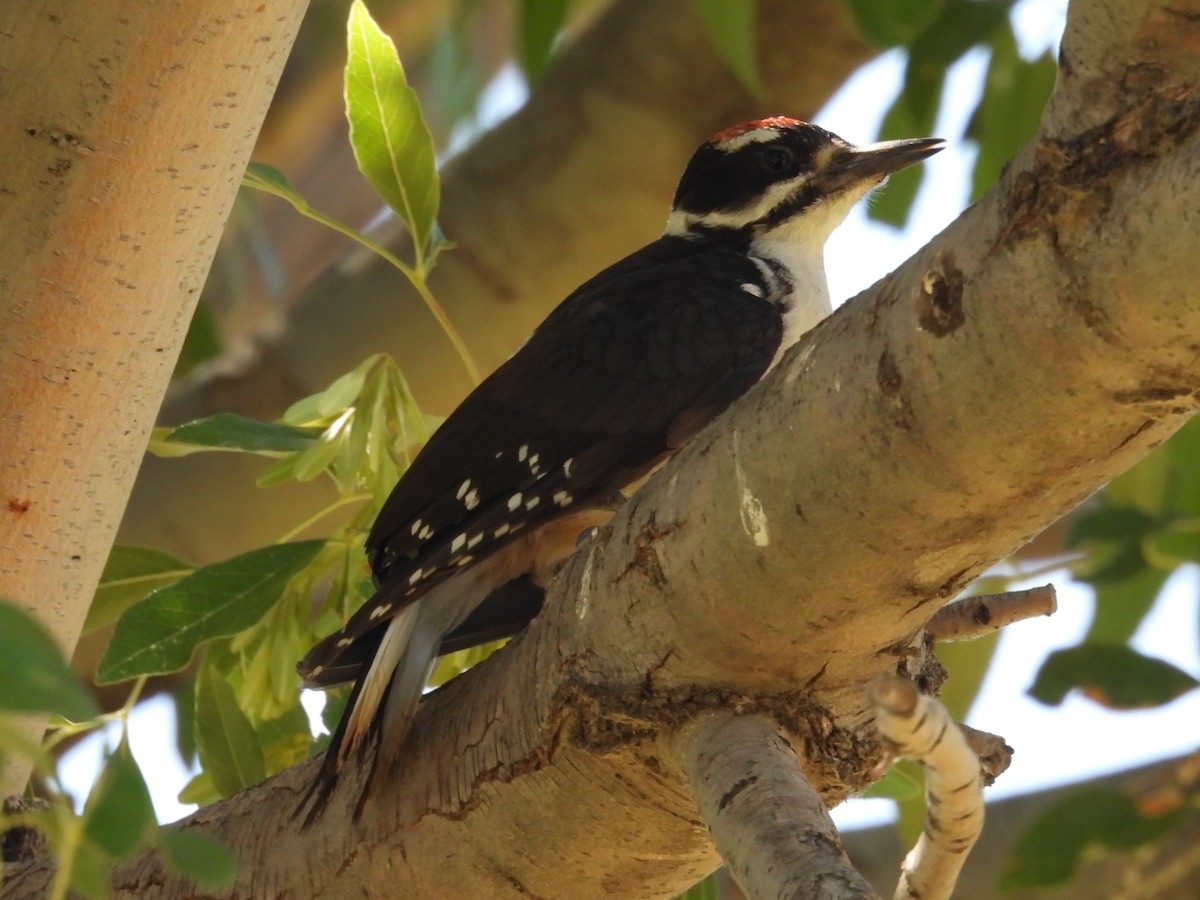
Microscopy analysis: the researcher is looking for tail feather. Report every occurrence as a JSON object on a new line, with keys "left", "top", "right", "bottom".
{"left": 295, "top": 558, "right": 517, "bottom": 827}
{"left": 354, "top": 617, "right": 442, "bottom": 818}
{"left": 337, "top": 604, "right": 419, "bottom": 768}
{"left": 295, "top": 603, "right": 420, "bottom": 828}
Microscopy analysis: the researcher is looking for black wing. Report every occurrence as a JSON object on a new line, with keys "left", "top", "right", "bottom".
{"left": 298, "top": 235, "right": 783, "bottom": 682}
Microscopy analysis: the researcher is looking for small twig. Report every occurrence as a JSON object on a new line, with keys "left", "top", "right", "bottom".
{"left": 869, "top": 676, "right": 985, "bottom": 900}
{"left": 958, "top": 724, "right": 1014, "bottom": 786}
{"left": 679, "top": 713, "right": 878, "bottom": 899}
{"left": 926, "top": 584, "right": 1057, "bottom": 642}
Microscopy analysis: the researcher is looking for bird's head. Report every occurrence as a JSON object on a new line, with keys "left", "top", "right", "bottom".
{"left": 666, "top": 117, "right": 945, "bottom": 249}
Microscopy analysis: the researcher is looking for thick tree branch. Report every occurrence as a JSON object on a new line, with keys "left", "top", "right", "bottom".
{"left": 682, "top": 714, "right": 877, "bottom": 899}
{"left": 6, "top": 0, "right": 1200, "bottom": 896}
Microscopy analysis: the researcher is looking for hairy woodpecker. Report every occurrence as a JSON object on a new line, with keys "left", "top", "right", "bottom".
{"left": 296, "top": 117, "right": 944, "bottom": 822}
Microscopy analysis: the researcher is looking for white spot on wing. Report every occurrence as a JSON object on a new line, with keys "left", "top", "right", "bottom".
{"left": 507, "top": 492, "right": 522, "bottom": 510}
{"left": 408, "top": 568, "right": 424, "bottom": 585}
{"left": 456, "top": 554, "right": 474, "bottom": 566}
{"left": 563, "top": 458, "right": 574, "bottom": 478}
{"left": 369, "top": 603, "right": 392, "bottom": 620}
{"left": 494, "top": 523, "right": 510, "bottom": 537}
{"left": 741, "top": 282, "right": 764, "bottom": 298}
{"left": 451, "top": 533, "right": 466, "bottom": 552}
{"left": 467, "top": 533, "right": 484, "bottom": 549}
{"left": 418, "top": 524, "right": 434, "bottom": 540}
{"left": 456, "top": 479, "right": 471, "bottom": 500}
{"left": 525, "top": 496, "right": 540, "bottom": 511}
{"left": 410, "top": 519, "right": 423, "bottom": 536}
{"left": 465, "top": 488, "right": 480, "bottom": 510}
{"left": 336, "top": 638, "right": 352, "bottom": 648}
{"left": 553, "top": 490, "right": 573, "bottom": 506}
{"left": 518, "top": 445, "right": 529, "bottom": 462}
{"left": 733, "top": 430, "right": 770, "bottom": 547}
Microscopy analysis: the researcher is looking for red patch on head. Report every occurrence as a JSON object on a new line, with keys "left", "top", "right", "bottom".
{"left": 709, "top": 116, "right": 806, "bottom": 143}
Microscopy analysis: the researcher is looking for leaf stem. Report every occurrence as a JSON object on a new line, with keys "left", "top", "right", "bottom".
{"left": 245, "top": 176, "right": 481, "bottom": 385}
{"left": 275, "top": 493, "right": 370, "bottom": 544}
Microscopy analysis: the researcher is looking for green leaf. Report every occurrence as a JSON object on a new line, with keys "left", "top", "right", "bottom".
{"left": 157, "top": 827, "right": 237, "bottom": 888}
{"left": 242, "top": 161, "right": 301, "bottom": 200}
{"left": 518, "top": 0, "right": 570, "bottom": 82}
{"left": 345, "top": 0, "right": 440, "bottom": 260}
{"left": 150, "top": 414, "right": 320, "bottom": 458}
{"left": 1086, "top": 562, "right": 1167, "bottom": 645}
{"left": 0, "top": 600, "right": 98, "bottom": 720}
{"left": 1106, "top": 440, "right": 1175, "bottom": 516}
{"left": 908, "top": 0, "right": 1013, "bottom": 68}
{"left": 83, "top": 738, "right": 156, "bottom": 858}
{"left": 290, "top": 408, "right": 353, "bottom": 483}
{"left": 97, "top": 541, "right": 324, "bottom": 684}
{"left": 87, "top": 545, "right": 194, "bottom": 635}
{"left": 1164, "top": 417, "right": 1200, "bottom": 516}
{"left": 862, "top": 762, "right": 924, "bottom": 800}
{"left": 280, "top": 354, "right": 378, "bottom": 425}
{"left": 691, "top": 0, "right": 762, "bottom": 95}
{"left": 968, "top": 24, "right": 1056, "bottom": 199}
{"left": 1143, "top": 518, "right": 1200, "bottom": 568}
{"left": 1029, "top": 645, "right": 1199, "bottom": 709}
{"left": 256, "top": 704, "right": 313, "bottom": 773}
{"left": 1000, "top": 788, "right": 1183, "bottom": 889}
{"left": 177, "top": 770, "right": 220, "bottom": 807}
{"left": 843, "top": 0, "right": 944, "bottom": 48}
{"left": 69, "top": 838, "right": 114, "bottom": 900}
{"left": 172, "top": 677, "right": 198, "bottom": 767}
{"left": 195, "top": 663, "right": 267, "bottom": 797}
{"left": 1067, "top": 506, "right": 1159, "bottom": 548}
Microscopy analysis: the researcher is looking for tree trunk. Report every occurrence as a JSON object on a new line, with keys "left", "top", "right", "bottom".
{"left": 0, "top": 0, "right": 306, "bottom": 796}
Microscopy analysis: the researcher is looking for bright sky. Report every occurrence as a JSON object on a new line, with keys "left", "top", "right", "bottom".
{"left": 59, "top": 0, "right": 1200, "bottom": 836}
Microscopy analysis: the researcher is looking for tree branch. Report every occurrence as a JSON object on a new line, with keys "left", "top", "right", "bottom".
{"left": 870, "top": 677, "right": 984, "bottom": 900}
{"left": 926, "top": 585, "right": 1057, "bottom": 642}
{"left": 681, "top": 714, "right": 877, "bottom": 899}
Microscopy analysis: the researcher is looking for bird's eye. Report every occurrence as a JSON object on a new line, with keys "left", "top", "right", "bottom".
{"left": 759, "top": 146, "right": 796, "bottom": 173}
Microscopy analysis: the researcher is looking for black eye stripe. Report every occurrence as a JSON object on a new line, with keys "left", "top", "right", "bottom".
{"left": 759, "top": 146, "right": 797, "bottom": 173}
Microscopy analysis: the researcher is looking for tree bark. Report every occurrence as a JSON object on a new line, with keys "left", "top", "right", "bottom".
{"left": 0, "top": 0, "right": 306, "bottom": 797}
{"left": 7, "top": 0, "right": 1200, "bottom": 895}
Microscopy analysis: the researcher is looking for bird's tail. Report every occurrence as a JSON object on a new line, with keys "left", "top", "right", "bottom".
{"left": 296, "top": 601, "right": 421, "bottom": 827}
{"left": 296, "top": 580, "right": 484, "bottom": 827}
{"left": 353, "top": 610, "right": 444, "bottom": 817}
